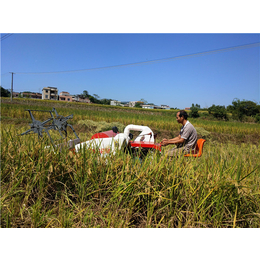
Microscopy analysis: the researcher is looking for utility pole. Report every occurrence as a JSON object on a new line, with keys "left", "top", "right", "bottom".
{"left": 10, "top": 72, "right": 14, "bottom": 102}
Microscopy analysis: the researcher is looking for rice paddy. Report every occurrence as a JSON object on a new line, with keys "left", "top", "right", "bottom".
{"left": 1, "top": 98, "right": 260, "bottom": 227}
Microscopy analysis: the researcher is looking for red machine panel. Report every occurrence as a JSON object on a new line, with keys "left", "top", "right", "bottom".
{"left": 129, "top": 141, "right": 161, "bottom": 151}
{"left": 91, "top": 130, "right": 118, "bottom": 139}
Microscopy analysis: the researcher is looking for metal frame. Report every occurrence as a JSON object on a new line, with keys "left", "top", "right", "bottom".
{"left": 21, "top": 108, "right": 80, "bottom": 147}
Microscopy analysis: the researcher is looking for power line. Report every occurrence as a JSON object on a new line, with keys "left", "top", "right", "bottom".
{"left": 0, "top": 72, "right": 10, "bottom": 77}
{"left": 0, "top": 34, "right": 10, "bottom": 40}
{"left": 1, "top": 33, "right": 14, "bottom": 41}
{"left": 11, "top": 41, "right": 260, "bottom": 75}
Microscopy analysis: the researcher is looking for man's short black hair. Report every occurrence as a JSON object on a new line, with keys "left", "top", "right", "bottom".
{"left": 178, "top": 110, "right": 188, "bottom": 120}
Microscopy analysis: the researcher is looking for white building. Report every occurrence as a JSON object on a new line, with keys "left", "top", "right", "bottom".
{"left": 42, "top": 87, "right": 58, "bottom": 100}
{"left": 142, "top": 104, "right": 154, "bottom": 109}
{"left": 128, "top": 101, "right": 144, "bottom": 107}
{"left": 110, "top": 100, "right": 122, "bottom": 106}
{"left": 161, "top": 105, "right": 170, "bottom": 110}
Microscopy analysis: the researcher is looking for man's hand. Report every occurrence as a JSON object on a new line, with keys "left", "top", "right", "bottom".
{"left": 160, "top": 138, "right": 169, "bottom": 146}
{"left": 160, "top": 136, "right": 185, "bottom": 146}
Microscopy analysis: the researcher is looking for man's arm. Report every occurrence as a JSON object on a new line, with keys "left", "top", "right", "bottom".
{"left": 160, "top": 135, "right": 185, "bottom": 146}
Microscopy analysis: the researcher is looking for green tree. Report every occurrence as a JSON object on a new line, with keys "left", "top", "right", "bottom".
{"left": 134, "top": 99, "right": 147, "bottom": 108}
{"left": 81, "top": 91, "right": 103, "bottom": 104}
{"left": 191, "top": 103, "right": 200, "bottom": 109}
{"left": 139, "top": 98, "right": 147, "bottom": 104}
{"left": 100, "top": 98, "right": 112, "bottom": 105}
{"left": 1, "top": 86, "right": 10, "bottom": 97}
{"left": 189, "top": 106, "right": 200, "bottom": 118}
{"left": 89, "top": 96, "right": 101, "bottom": 104}
{"left": 228, "top": 98, "right": 259, "bottom": 121}
{"left": 254, "top": 113, "right": 260, "bottom": 123}
{"left": 82, "top": 90, "right": 89, "bottom": 98}
{"left": 135, "top": 102, "right": 143, "bottom": 108}
{"left": 208, "top": 104, "right": 228, "bottom": 120}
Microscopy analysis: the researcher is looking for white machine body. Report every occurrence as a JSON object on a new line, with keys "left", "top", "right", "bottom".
{"left": 124, "top": 124, "right": 154, "bottom": 143}
{"left": 74, "top": 124, "right": 155, "bottom": 156}
{"left": 74, "top": 133, "right": 129, "bottom": 155}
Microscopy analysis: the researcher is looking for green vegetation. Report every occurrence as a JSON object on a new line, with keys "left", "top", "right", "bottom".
{"left": 208, "top": 105, "right": 228, "bottom": 121}
{"left": 80, "top": 90, "right": 111, "bottom": 105}
{"left": 1, "top": 86, "right": 10, "bottom": 97}
{"left": 190, "top": 99, "right": 260, "bottom": 123}
{"left": 227, "top": 98, "right": 260, "bottom": 122}
{"left": 189, "top": 105, "right": 200, "bottom": 118}
{"left": 1, "top": 98, "right": 260, "bottom": 227}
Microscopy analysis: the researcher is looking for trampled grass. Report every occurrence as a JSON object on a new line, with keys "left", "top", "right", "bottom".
{"left": 1, "top": 98, "right": 260, "bottom": 227}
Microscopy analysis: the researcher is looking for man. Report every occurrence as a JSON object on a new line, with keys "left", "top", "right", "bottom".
{"left": 160, "top": 110, "right": 197, "bottom": 156}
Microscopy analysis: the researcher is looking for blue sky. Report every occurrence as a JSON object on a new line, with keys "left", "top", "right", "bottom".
{"left": 1, "top": 33, "right": 259, "bottom": 109}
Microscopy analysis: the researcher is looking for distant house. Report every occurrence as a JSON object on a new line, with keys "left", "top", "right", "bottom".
{"left": 121, "top": 101, "right": 130, "bottom": 107}
{"left": 72, "top": 95, "right": 90, "bottom": 103}
{"left": 12, "top": 92, "right": 19, "bottom": 98}
{"left": 59, "top": 91, "right": 72, "bottom": 102}
{"left": 110, "top": 100, "right": 122, "bottom": 106}
{"left": 42, "top": 87, "right": 58, "bottom": 100}
{"left": 161, "top": 105, "right": 170, "bottom": 110}
{"left": 129, "top": 101, "right": 144, "bottom": 107}
{"left": 128, "top": 101, "right": 137, "bottom": 107}
{"left": 142, "top": 104, "right": 154, "bottom": 109}
{"left": 185, "top": 107, "right": 191, "bottom": 110}
{"left": 22, "top": 92, "right": 42, "bottom": 99}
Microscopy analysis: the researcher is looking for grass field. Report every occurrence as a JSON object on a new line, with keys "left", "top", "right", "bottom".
{"left": 1, "top": 98, "right": 260, "bottom": 227}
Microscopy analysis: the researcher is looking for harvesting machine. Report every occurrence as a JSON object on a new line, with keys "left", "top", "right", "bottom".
{"left": 21, "top": 107, "right": 161, "bottom": 157}
{"left": 74, "top": 124, "right": 162, "bottom": 158}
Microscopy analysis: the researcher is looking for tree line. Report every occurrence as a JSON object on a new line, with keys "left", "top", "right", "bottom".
{"left": 189, "top": 99, "right": 260, "bottom": 123}
{"left": 1, "top": 86, "right": 259, "bottom": 123}
{"left": 78, "top": 90, "right": 112, "bottom": 105}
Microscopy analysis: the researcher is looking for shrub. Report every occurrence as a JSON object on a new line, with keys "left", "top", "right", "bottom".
{"left": 254, "top": 114, "right": 260, "bottom": 123}
{"left": 1, "top": 86, "right": 10, "bottom": 97}
{"left": 208, "top": 105, "right": 228, "bottom": 121}
{"left": 189, "top": 106, "right": 200, "bottom": 118}
{"left": 227, "top": 99, "right": 259, "bottom": 121}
